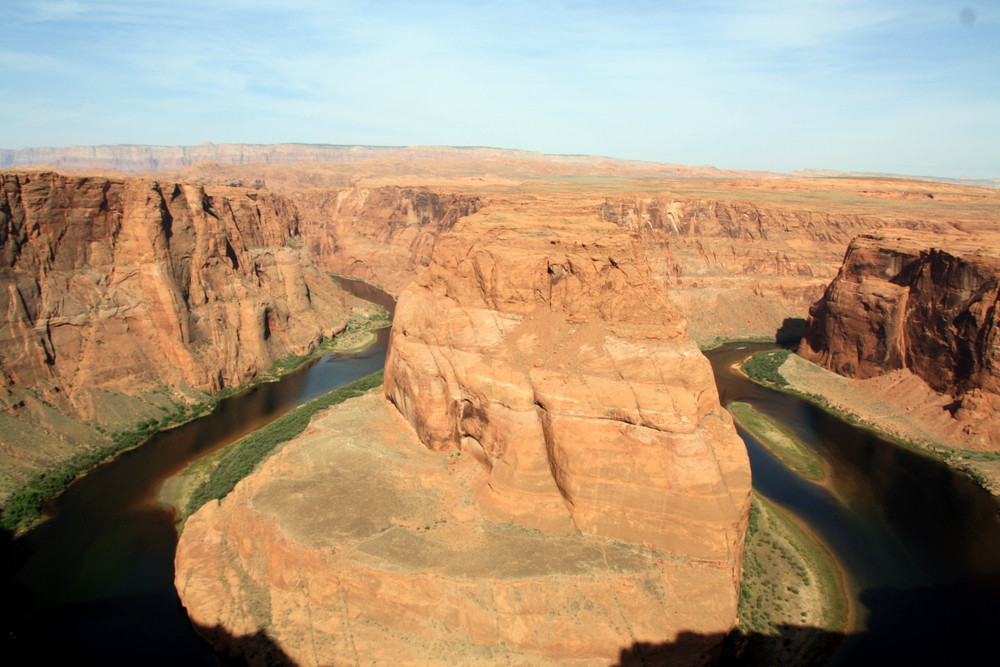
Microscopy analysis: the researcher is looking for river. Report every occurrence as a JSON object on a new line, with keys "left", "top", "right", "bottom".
{"left": 2, "top": 319, "right": 998, "bottom": 664}
{"left": 0, "top": 277, "right": 395, "bottom": 666}
{"left": 709, "top": 343, "right": 1000, "bottom": 665}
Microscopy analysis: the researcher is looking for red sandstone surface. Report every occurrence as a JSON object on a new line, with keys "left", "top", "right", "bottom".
{"left": 0, "top": 172, "right": 363, "bottom": 498}
{"left": 2, "top": 149, "right": 997, "bottom": 662}
{"left": 800, "top": 229, "right": 1000, "bottom": 450}
{"left": 176, "top": 208, "right": 751, "bottom": 664}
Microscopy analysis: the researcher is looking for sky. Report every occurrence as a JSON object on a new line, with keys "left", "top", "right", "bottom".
{"left": 2, "top": 0, "right": 998, "bottom": 179}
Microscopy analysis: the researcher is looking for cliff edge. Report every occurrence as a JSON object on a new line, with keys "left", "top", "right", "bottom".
{"left": 799, "top": 230, "right": 1000, "bottom": 450}
{"left": 0, "top": 172, "right": 361, "bottom": 500}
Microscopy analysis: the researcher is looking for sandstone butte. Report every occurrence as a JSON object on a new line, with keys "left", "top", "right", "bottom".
{"left": 0, "top": 171, "right": 365, "bottom": 499}
{"left": 174, "top": 208, "right": 753, "bottom": 665}
{"left": 800, "top": 229, "right": 1000, "bottom": 451}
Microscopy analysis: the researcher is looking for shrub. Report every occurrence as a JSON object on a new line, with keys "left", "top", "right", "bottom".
{"left": 742, "top": 349, "right": 791, "bottom": 386}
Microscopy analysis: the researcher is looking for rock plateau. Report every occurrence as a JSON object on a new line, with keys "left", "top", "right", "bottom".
{"left": 175, "top": 207, "right": 752, "bottom": 665}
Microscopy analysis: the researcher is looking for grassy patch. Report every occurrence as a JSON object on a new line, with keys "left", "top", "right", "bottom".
{"left": 181, "top": 370, "right": 384, "bottom": 520}
{"left": 728, "top": 402, "right": 825, "bottom": 482}
{"left": 751, "top": 353, "right": 1000, "bottom": 496}
{"left": 734, "top": 493, "right": 849, "bottom": 663}
{"left": 1, "top": 312, "right": 390, "bottom": 535}
{"left": 741, "top": 349, "right": 791, "bottom": 386}
{"left": 0, "top": 399, "right": 197, "bottom": 534}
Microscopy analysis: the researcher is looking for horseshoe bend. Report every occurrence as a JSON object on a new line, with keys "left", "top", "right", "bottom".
{"left": 174, "top": 208, "right": 753, "bottom": 665}
{"left": 1, "top": 150, "right": 998, "bottom": 665}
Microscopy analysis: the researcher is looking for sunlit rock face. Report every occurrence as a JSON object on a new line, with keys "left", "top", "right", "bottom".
{"left": 800, "top": 230, "right": 1000, "bottom": 449}
{"left": 0, "top": 171, "right": 358, "bottom": 497}
{"left": 176, "top": 206, "right": 751, "bottom": 665}
{"left": 292, "top": 185, "right": 480, "bottom": 293}
{"left": 384, "top": 210, "right": 752, "bottom": 559}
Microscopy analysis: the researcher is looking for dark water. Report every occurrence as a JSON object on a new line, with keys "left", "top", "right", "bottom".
{"left": 708, "top": 343, "right": 1000, "bottom": 665}
{"left": 0, "top": 277, "right": 395, "bottom": 666}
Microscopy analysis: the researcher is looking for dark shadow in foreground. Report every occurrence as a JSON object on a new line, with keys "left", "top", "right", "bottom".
{"left": 193, "top": 621, "right": 297, "bottom": 667}
{"left": 614, "top": 625, "right": 843, "bottom": 667}
{"left": 616, "top": 581, "right": 1000, "bottom": 666}
{"left": 775, "top": 317, "right": 808, "bottom": 347}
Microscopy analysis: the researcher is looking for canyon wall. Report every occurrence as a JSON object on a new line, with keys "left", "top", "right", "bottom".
{"left": 0, "top": 172, "right": 361, "bottom": 498}
{"left": 384, "top": 210, "right": 751, "bottom": 556}
{"left": 800, "top": 230, "right": 1000, "bottom": 449}
{"left": 599, "top": 196, "right": 962, "bottom": 344}
{"left": 291, "top": 183, "right": 983, "bottom": 346}
{"left": 176, "top": 207, "right": 752, "bottom": 665}
{"left": 291, "top": 186, "right": 480, "bottom": 293}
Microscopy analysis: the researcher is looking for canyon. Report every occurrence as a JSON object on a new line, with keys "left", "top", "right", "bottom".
{"left": 2, "top": 145, "right": 998, "bottom": 664}
{"left": 799, "top": 229, "right": 1000, "bottom": 451}
{"left": 0, "top": 171, "right": 369, "bottom": 501}
{"left": 176, "top": 207, "right": 752, "bottom": 664}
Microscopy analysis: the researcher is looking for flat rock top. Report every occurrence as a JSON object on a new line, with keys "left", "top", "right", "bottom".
{"left": 856, "top": 229, "right": 1000, "bottom": 261}
{"left": 249, "top": 393, "right": 661, "bottom": 580}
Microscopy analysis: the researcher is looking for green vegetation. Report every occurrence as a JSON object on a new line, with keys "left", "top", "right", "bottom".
{"left": 741, "top": 349, "right": 791, "bottom": 386}
{"left": 728, "top": 402, "right": 825, "bottom": 482}
{"left": 1, "top": 401, "right": 195, "bottom": 533}
{"left": 182, "top": 370, "right": 384, "bottom": 519}
{"left": 746, "top": 352, "right": 1000, "bottom": 496}
{"left": 1, "top": 310, "right": 391, "bottom": 535}
{"left": 734, "top": 493, "right": 849, "bottom": 662}
{"left": 266, "top": 309, "right": 390, "bottom": 377}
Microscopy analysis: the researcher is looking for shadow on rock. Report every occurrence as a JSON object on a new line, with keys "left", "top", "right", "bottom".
{"left": 195, "top": 621, "right": 297, "bottom": 667}
{"left": 775, "top": 317, "right": 808, "bottom": 347}
{"left": 613, "top": 624, "right": 844, "bottom": 667}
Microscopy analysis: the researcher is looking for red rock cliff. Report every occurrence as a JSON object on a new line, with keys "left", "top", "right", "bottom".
{"left": 0, "top": 172, "right": 360, "bottom": 496}
{"left": 292, "top": 186, "right": 480, "bottom": 293}
{"left": 799, "top": 230, "right": 1000, "bottom": 449}
{"left": 599, "top": 195, "right": 964, "bottom": 344}
{"left": 385, "top": 209, "right": 751, "bottom": 559}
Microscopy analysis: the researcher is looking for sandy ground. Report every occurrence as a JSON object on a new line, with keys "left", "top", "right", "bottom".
{"left": 776, "top": 354, "right": 1000, "bottom": 496}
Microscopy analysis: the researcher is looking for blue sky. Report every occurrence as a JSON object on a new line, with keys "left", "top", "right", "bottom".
{"left": 3, "top": 0, "right": 998, "bottom": 178}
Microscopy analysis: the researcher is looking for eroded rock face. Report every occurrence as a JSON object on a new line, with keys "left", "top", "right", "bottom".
{"left": 176, "top": 208, "right": 751, "bottom": 664}
{"left": 292, "top": 186, "right": 480, "bottom": 293}
{"left": 599, "top": 196, "right": 964, "bottom": 344}
{"left": 384, "top": 212, "right": 751, "bottom": 559}
{"left": 0, "top": 172, "right": 359, "bottom": 496}
{"left": 800, "top": 230, "right": 1000, "bottom": 449}
{"left": 176, "top": 394, "right": 743, "bottom": 666}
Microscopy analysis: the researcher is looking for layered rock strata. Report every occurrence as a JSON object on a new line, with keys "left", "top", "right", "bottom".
{"left": 799, "top": 230, "right": 1000, "bottom": 449}
{"left": 384, "top": 211, "right": 751, "bottom": 558}
{"left": 292, "top": 186, "right": 480, "bottom": 293}
{"left": 177, "top": 209, "right": 752, "bottom": 664}
{"left": 0, "top": 172, "right": 360, "bottom": 497}
{"left": 599, "top": 196, "right": 965, "bottom": 344}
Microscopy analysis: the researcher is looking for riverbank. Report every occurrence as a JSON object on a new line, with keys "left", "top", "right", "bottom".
{"left": 727, "top": 401, "right": 826, "bottom": 482}
{"left": 166, "top": 370, "right": 385, "bottom": 525}
{"left": 741, "top": 350, "right": 1000, "bottom": 497}
{"left": 1, "top": 310, "right": 390, "bottom": 536}
{"left": 734, "top": 493, "right": 851, "bottom": 664}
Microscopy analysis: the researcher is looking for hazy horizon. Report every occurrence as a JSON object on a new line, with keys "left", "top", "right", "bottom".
{"left": 4, "top": 1, "right": 998, "bottom": 179}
